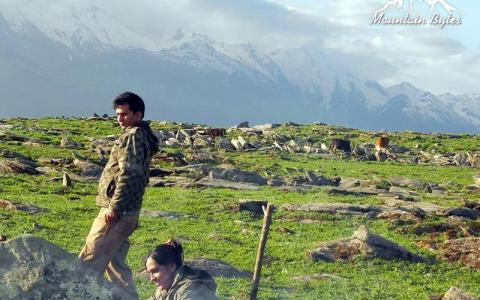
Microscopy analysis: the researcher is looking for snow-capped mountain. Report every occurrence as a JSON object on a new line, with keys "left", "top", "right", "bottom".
{"left": 0, "top": 0, "right": 478, "bottom": 132}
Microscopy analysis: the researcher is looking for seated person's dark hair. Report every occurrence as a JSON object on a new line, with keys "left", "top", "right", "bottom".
{"left": 147, "top": 239, "right": 184, "bottom": 268}
{"left": 113, "top": 91, "right": 145, "bottom": 118}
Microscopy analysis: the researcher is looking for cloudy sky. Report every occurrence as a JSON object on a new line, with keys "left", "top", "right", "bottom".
{"left": 101, "top": 0, "right": 479, "bottom": 95}
{"left": 3, "top": 0, "right": 478, "bottom": 95}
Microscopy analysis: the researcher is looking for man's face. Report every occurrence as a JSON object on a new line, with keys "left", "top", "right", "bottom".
{"left": 115, "top": 104, "right": 142, "bottom": 129}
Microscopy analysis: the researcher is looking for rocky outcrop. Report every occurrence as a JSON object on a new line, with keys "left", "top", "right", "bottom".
{"left": 0, "top": 236, "right": 129, "bottom": 300}
{"left": 308, "top": 225, "right": 428, "bottom": 263}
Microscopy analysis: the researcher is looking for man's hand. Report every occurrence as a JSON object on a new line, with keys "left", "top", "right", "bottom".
{"left": 104, "top": 209, "right": 120, "bottom": 224}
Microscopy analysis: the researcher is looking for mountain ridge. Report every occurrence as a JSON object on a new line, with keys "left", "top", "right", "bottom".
{"left": 0, "top": 1, "right": 478, "bottom": 133}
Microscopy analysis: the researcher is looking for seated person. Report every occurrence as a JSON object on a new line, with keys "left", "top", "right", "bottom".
{"left": 146, "top": 240, "right": 217, "bottom": 300}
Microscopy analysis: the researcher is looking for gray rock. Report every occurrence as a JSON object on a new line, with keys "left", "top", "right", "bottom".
{"left": 267, "top": 177, "right": 285, "bottom": 187}
{"left": 62, "top": 172, "right": 73, "bottom": 188}
{"left": 195, "top": 177, "right": 260, "bottom": 190}
{"left": 0, "top": 158, "right": 39, "bottom": 175}
{"left": 0, "top": 236, "right": 128, "bottom": 300}
{"left": 445, "top": 207, "right": 480, "bottom": 220}
{"left": 389, "top": 145, "right": 410, "bottom": 154}
{"left": 0, "top": 199, "right": 47, "bottom": 214}
{"left": 454, "top": 152, "right": 469, "bottom": 166}
{"left": 165, "top": 138, "right": 181, "bottom": 147}
{"left": 308, "top": 225, "right": 427, "bottom": 263}
{"left": 140, "top": 209, "right": 182, "bottom": 220}
{"left": 282, "top": 203, "right": 386, "bottom": 218}
{"left": 233, "top": 121, "right": 249, "bottom": 128}
{"left": 235, "top": 199, "right": 269, "bottom": 215}
{"left": 339, "top": 178, "right": 361, "bottom": 190}
{"left": 60, "top": 137, "right": 82, "bottom": 149}
{"left": 252, "top": 123, "right": 280, "bottom": 131}
{"left": 375, "top": 150, "right": 389, "bottom": 162}
{"left": 381, "top": 197, "right": 446, "bottom": 214}
{"left": 217, "top": 138, "right": 235, "bottom": 150}
{"left": 327, "top": 188, "right": 379, "bottom": 196}
{"left": 187, "top": 258, "right": 251, "bottom": 278}
{"left": 231, "top": 138, "right": 243, "bottom": 151}
{"left": 72, "top": 152, "right": 103, "bottom": 178}
{"left": 305, "top": 171, "right": 339, "bottom": 186}
{"left": 210, "top": 167, "right": 267, "bottom": 185}
{"left": 388, "top": 176, "right": 431, "bottom": 191}
{"left": 293, "top": 273, "right": 342, "bottom": 282}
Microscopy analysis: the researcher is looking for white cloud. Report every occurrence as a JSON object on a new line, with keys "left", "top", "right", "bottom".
{"left": 3, "top": 0, "right": 477, "bottom": 94}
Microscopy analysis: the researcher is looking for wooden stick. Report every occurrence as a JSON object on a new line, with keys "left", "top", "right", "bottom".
{"left": 250, "top": 203, "right": 273, "bottom": 300}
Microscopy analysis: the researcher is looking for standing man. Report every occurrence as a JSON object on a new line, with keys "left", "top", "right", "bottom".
{"left": 79, "top": 92, "right": 159, "bottom": 298}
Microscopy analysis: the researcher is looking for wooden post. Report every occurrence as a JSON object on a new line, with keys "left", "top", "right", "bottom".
{"left": 250, "top": 203, "right": 273, "bottom": 300}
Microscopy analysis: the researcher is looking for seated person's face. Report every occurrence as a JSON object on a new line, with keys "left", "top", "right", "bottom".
{"left": 146, "top": 257, "right": 175, "bottom": 290}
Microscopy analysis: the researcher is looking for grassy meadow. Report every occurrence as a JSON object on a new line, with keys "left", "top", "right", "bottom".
{"left": 1, "top": 117, "right": 480, "bottom": 299}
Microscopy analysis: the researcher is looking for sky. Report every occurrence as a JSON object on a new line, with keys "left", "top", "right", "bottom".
{"left": 2, "top": 0, "right": 478, "bottom": 95}
{"left": 97, "top": 0, "right": 479, "bottom": 95}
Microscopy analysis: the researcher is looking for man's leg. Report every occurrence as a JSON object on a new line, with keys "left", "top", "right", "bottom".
{"left": 105, "top": 238, "right": 138, "bottom": 298}
{"left": 79, "top": 208, "right": 117, "bottom": 273}
{"left": 79, "top": 209, "right": 138, "bottom": 288}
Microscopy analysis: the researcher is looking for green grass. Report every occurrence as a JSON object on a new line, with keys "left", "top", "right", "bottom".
{"left": 1, "top": 118, "right": 480, "bottom": 299}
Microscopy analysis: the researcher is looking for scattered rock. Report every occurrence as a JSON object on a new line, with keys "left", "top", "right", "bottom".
{"left": 0, "top": 158, "right": 39, "bottom": 175}
{"left": 283, "top": 203, "right": 385, "bottom": 218}
{"left": 60, "top": 137, "right": 82, "bottom": 149}
{"left": 139, "top": 209, "right": 182, "bottom": 220}
{"left": 195, "top": 177, "right": 260, "bottom": 190}
{"left": 377, "top": 209, "right": 423, "bottom": 225}
{"left": 233, "top": 121, "right": 249, "bottom": 129}
{"left": 305, "top": 171, "right": 340, "bottom": 186}
{"left": 388, "top": 176, "right": 431, "bottom": 191}
{"left": 62, "top": 172, "right": 73, "bottom": 188}
{"left": 293, "top": 273, "right": 342, "bottom": 282}
{"left": 442, "top": 287, "right": 479, "bottom": 300}
{"left": 308, "top": 225, "right": 427, "bottom": 263}
{"left": 338, "top": 178, "right": 361, "bottom": 190}
{"left": 72, "top": 152, "right": 103, "bottom": 178}
{"left": 0, "top": 199, "right": 47, "bottom": 214}
{"left": 217, "top": 138, "right": 235, "bottom": 150}
{"left": 267, "top": 177, "right": 285, "bottom": 187}
{"left": 327, "top": 188, "right": 379, "bottom": 196}
{"left": 441, "top": 238, "right": 480, "bottom": 269}
{"left": 186, "top": 258, "right": 251, "bottom": 279}
{"left": 0, "top": 235, "right": 129, "bottom": 299}
{"left": 445, "top": 207, "right": 480, "bottom": 220}
{"left": 234, "top": 199, "right": 269, "bottom": 215}
{"left": 210, "top": 167, "right": 267, "bottom": 185}
{"left": 375, "top": 150, "right": 389, "bottom": 162}
{"left": 381, "top": 197, "right": 446, "bottom": 214}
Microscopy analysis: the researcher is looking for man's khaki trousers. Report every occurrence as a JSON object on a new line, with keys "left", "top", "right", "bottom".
{"left": 79, "top": 208, "right": 138, "bottom": 298}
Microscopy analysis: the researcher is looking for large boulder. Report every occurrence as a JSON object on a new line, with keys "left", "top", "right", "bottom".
{"left": 308, "top": 225, "right": 427, "bottom": 263}
{"left": 0, "top": 236, "right": 128, "bottom": 300}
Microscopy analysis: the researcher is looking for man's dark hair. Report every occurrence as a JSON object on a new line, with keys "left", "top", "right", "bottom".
{"left": 113, "top": 92, "right": 145, "bottom": 118}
